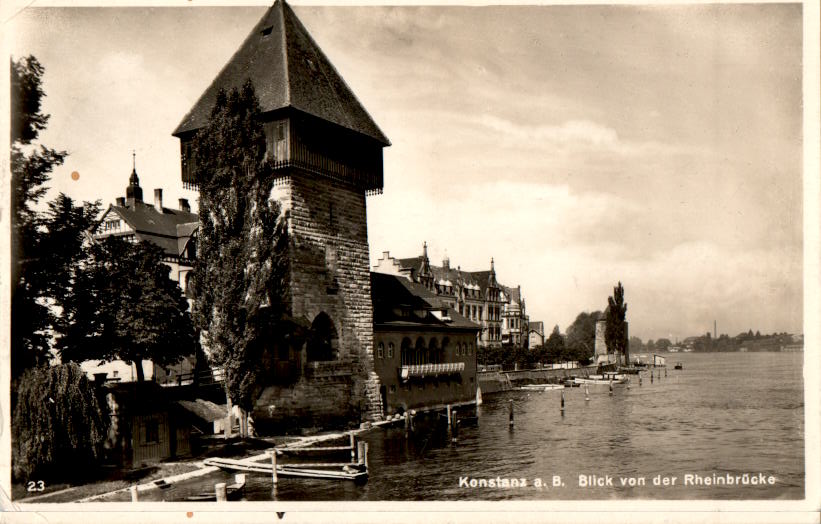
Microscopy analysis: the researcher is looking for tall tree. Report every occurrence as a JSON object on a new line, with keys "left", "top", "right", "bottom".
{"left": 58, "top": 237, "right": 196, "bottom": 382}
{"left": 190, "top": 81, "right": 290, "bottom": 419}
{"left": 10, "top": 56, "right": 68, "bottom": 381}
{"left": 565, "top": 311, "right": 601, "bottom": 364}
{"left": 605, "top": 282, "right": 628, "bottom": 360}
{"left": 544, "top": 325, "right": 565, "bottom": 363}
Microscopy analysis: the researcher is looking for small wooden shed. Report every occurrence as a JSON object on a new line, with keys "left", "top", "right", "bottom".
{"left": 102, "top": 382, "right": 191, "bottom": 468}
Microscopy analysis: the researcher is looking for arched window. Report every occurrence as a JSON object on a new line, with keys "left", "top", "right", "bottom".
{"left": 440, "top": 337, "right": 449, "bottom": 363}
{"left": 415, "top": 337, "right": 426, "bottom": 365}
{"left": 401, "top": 337, "right": 412, "bottom": 366}
{"left": 377, "top": 342, "right": 384, "bottom": 359}
{"left": 307, "top": 312, "right": 338, "bottom": 362}
{"left": 387, "top": 342, "right": 394, "bottom": 359}
{"left": 428, "top": 338, "right": 439, "bottom": 364}
{"left": 456, "top": 343, "right": 462, "bottom": 356}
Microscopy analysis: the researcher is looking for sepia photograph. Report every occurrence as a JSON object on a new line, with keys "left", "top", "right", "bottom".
{"left": 3, "top": 0, "right": 819, "bottom": 521}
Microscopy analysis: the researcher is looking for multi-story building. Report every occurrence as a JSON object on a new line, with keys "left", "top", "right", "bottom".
{"left": 85, "top": 161, "right": 199, "bottom": 383}
{"left": 371, "top": 272, "right": 479, "bottom": 415}
{"left": 373, "top": 243, "right": 527, "bottom": 350}
{"left": 501, "top": 285, "right": 528, "bottom": 347}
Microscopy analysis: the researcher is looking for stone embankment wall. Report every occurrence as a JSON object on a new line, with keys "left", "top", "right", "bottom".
{"left": 478, "top": 366, "right": 595, "bottom": 394}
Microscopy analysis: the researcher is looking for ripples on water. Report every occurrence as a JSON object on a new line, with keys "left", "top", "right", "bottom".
{"left": 130, "top": 352, "right": 804, "bottom": 501}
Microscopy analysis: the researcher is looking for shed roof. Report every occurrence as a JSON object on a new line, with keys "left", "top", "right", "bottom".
{"left": 173, "top": 0, "right": 389, "bottom": 146}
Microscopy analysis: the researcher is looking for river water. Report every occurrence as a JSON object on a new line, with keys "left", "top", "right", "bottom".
{"left": 128, "top": 352, "right": 805, "bottom": 501}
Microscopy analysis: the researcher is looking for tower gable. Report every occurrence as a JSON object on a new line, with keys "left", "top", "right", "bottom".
{"left": 172, "top": 0, "right": 389, "bottom": 145}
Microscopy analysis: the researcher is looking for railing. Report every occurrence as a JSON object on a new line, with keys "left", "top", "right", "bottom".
{"left": 158, "top": 367, "right": 225, "bottom": 387}
{"left": 400, "top": 362, "right": 465, "bottom": 380}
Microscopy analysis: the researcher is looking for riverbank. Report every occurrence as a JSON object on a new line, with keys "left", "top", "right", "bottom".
{"left": 478, "top": 365, "right": 596, "bottom": 394}
{"left": 74, "top": 414, "right": 425, "bottom": 503}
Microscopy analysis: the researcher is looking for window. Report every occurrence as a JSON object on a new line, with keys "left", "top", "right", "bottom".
{"left": 389, "top": 385, "right": 396, "bottom": 393}
{"left": 144, "top": 419, "right": 159, "bottom": 444}
{"left": 388, "top": 343, "right": 394, "bottom": 359}
{"left": 456, "top": 343, "right": 461, "bottom": 356}
{"left": 479, "top": 307, "right": 483, "bottom": 320}
{"left": 377, "top": 342, "right": 384, "bottom": 359}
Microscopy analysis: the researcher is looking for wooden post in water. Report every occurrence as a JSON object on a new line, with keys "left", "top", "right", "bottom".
{"left": 609, "top": 380, "right": 614, "bottom": 396}
{"left": 447, "top": 404, "right": 452, "bottom": 427}
{"left": 561, "top": 391, "right": 565, "bottom": 414}
{"left": 130, "top": 485, "right": 138, "bottom": 502}
{"left": 358, "top": 441, "right": 366, "bottom": 466}
{"left": 350, "top": 433, "right": 356, "bottom": 462}
{"left": 665, "top": 367, "right": 668, "bottom": 377}
{"left": 270, "top": 450, "right": 278, "bottom": 485}
{"left": 451, "top": 412, "right": 459, "bottom": 442}
{"left": 585, "top": 384, "right": 590, "bottom": 401}
{"left": 651, "top": 371, "right": 654, "bottom": 383}
{"left": 508, "top": 399, "right": 514, "bottom": 427}
{"left": 639, "top": 374, "right": 643, "bottom": 386}
{"left": 627, "top": 377, "right": 631, "bottom": 390}
{"left": 215, "top": 482, "right": 227, "bottom": 502}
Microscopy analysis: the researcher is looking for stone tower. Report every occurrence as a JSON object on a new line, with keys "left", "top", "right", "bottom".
{"left": 172, "top": 0, "right": 390, "bottom": 428}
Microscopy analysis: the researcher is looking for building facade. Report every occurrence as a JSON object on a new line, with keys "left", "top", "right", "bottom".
{"left": 371, "top": 273, "right": 479, "bottom": 415}
{"left": 373, "top": 244, "right": 528, "bottom": 350}
{"left": 528, "top": 321, "right": 545, "bottom": 348}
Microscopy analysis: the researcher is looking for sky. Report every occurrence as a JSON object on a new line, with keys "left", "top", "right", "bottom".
{"left": 5, "top": 2, "right": 805, "bottom": 342}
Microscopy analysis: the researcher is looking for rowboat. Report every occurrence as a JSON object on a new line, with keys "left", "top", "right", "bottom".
{"left": 520, "top": 384, "right": 564, "bottom": 391}
{"left": 184, "top": 474, "right": 246, "bottom": 501}
{"left": 203, "top": 456, "right": 368, "bottom": 482}
{"left": 574, "top": 374, "right": 628, "bottom": 385}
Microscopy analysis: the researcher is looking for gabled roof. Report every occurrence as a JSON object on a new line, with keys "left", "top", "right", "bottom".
{"left": 371, "top": 272, "right": 478, "bottom": 331}
{"left": 173, "top": 0, "right": 389, "bottom": 146}
{"left": 101, "top": 202, "right": 199, "bottom": 258}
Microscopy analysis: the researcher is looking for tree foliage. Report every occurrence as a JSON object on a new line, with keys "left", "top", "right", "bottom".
{"left": 565, "top": 310, "right": 601, "bottom": 364}
{"left": 190, "top": 81, "right": 290, "bottom": 411}
{"left": 10, "top": 56, "right": 70, "bottom": 381}
{"left": 543, "top": 324, "right": 566, "bottom": 363}
{"left": 605, "top": 281, "right": 627, "bottom": 356}
{"left": 13, "top": 363, "right": 108, "bottom": 481}
{"left": 57, "top": 237, "right": 196, "bottom": 382}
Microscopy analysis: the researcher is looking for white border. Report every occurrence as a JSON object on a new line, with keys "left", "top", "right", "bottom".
{"left": 1, "top": 0, "right": 819, "bottom": 522}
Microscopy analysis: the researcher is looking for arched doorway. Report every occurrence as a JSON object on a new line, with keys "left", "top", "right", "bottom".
{"left": 306, "top": 312, "right": 338, "bottom": 362}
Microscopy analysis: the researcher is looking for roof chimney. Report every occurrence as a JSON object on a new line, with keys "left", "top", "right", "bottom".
{"left": 178, "top": 198, "right": 190, "bottom": 212}
{"left": 116, "top": 197, "right": 126, "bottom": 207}
{"left": 153, "top": 188, "right": 163, "bottom": 212}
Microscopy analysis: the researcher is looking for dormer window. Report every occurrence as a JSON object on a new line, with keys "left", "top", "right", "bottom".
{"left": 261, "top": 26, "right": 273, "bottom": 37}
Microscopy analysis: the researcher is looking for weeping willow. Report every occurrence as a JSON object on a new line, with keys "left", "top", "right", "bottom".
{"left": 12, "top": 363, "right": 108, "bottom": 481}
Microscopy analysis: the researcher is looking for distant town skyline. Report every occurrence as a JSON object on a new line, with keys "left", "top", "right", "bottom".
{"left": 7, "top": 3, "right": 804, "bottom": 341}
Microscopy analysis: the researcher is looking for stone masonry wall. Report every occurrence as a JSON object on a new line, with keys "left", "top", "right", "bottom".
{"left": 254, "top": 172, "right": 382, "bottom": 426}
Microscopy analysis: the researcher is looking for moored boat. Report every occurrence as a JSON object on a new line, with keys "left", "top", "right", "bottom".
{"left": 574, "top": 374, "right": 628, "bottom": 385}
{"left": 184, "top": 474, "right": 246, "bottom": 501}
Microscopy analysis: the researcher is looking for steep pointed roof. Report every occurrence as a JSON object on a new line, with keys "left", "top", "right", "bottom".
{"left": 173, "top": 0, "right": 389, "bottom": 146}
